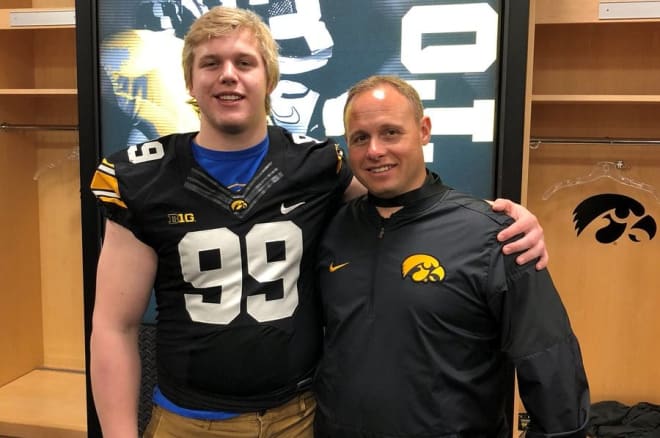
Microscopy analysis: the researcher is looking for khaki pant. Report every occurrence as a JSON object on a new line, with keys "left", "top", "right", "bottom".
{"left": 143, "top": 391, "right": 315, "bottom": 438}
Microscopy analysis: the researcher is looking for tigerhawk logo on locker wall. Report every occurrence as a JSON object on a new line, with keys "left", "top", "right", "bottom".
{"left": 573, "top": 194, "right": 657, "bottom": 244}
{"left": 401, "top": 254, "right": 446, "bottom": 283}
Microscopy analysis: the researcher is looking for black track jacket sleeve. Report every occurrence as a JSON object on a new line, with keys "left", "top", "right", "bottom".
{"left": 491, "top": 255, "right": 590, "bottom": 438}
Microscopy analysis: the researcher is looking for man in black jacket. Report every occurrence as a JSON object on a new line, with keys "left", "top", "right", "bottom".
{"left": 314, "top": 75, "right": 590, "bottom": 438}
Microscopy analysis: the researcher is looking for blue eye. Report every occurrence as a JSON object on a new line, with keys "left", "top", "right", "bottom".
{"left": 349, "top": 134, "right": 368, "bottom": 147}
{"left": 200, "top": 59, "right": 217, "bottom": 68}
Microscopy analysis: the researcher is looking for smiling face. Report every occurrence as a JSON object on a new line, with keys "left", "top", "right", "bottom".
{"left": 345, "top": 82, "right": 431, "bottom": 199}
{"left": 187, "top": 28, "right": 271, "bottom": 149}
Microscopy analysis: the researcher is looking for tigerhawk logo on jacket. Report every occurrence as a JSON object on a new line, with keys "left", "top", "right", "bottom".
{"left": 401, "top": 254, "right": 445, "bottom": 283}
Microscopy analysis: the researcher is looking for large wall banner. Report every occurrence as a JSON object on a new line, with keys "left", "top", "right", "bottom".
{"left": 98, "top": 0, "right": 504, "bottom": 199}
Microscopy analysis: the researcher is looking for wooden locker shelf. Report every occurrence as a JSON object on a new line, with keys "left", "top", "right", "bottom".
{"left": 536, "top": 0, "right": 660, "bottom": 24}
{"left": 532, "top": 94, "right": 660, "bottom": 103}
{"left": 0, "top": 369, "right": 86, "bottom": 438}
{"left": 0, "top": 88, "right": 77, "bottom": 95}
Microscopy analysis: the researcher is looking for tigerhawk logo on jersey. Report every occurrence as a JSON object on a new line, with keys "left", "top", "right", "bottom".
{"left": 401, "top": 254, "right": 445, "bottom": 283}
{"left": 230, "top": 199, "right": 249, "bottom": 212}
{"left": 573, "top": 194, "right": 657, "bottom": 244}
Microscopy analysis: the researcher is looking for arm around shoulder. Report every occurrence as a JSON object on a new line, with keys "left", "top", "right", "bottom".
{"left": 90, "top": 219, "right": 158, "bottom": 438}
{"left": 490, "top": 198, "right": 549, "bottom": 269}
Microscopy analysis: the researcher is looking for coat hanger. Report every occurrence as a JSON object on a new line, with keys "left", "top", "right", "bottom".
{"left": 33, "top": 146, "right": 80, "bottom": 180}
{"left": 542, "top": 160, "right": 660, "bottom": 203}
{"left": 0, "top": 121, "right": 80, "bottom": 180}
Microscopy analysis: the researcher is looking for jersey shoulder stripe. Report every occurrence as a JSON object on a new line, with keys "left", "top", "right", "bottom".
{"left": 90, "top": 133, "right": 192, "bottom": 228}
{"left": 271, "top": 126, "right": 351, "bottom": 192}
{"left": 90, "top": 158, "right": 127, "bottom": 209}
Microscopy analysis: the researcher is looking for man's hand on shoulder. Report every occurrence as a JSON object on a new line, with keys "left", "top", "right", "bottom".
{"left": 490, "top": 198, "right": 548, "bottom": 270}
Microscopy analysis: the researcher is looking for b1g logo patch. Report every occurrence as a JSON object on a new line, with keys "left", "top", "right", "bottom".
{"left": 573, "top": 194, "right": 657, "bottom": 244}
{"left": 168, "top": 213, "right": 196, "bottom": 224}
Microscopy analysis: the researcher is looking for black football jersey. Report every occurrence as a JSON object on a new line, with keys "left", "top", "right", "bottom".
{"left": 90, "top": 126, "right": 352, "bottom": 411}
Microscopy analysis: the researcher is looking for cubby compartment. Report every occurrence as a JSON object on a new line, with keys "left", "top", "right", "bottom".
{"left": 517, "top": 1, "right": 660, "bottom": 435}
{"left": 0, "top": 1, "right": 84, "bottom": 436}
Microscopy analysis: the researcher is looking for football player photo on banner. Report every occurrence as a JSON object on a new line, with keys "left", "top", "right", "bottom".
{"left": 98, "top": 0, "right": 505, "bottom": 199}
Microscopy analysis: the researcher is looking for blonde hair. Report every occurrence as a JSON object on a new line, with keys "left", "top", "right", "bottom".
{"left": 344, "top": 75, "right": 424, "bottom": 124}
{"left": 182, "top": 6, "right": 280, "bottom": 114}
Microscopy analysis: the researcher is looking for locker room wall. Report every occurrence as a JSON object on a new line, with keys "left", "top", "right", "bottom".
{"left": 526, "top": 143, "right": 660, "bottom": 404}
{"left": 522, "top": 0, "right": 660, "bottom": 411}
{"left": 0, "top": 1, "right": 84, "bottom": 435}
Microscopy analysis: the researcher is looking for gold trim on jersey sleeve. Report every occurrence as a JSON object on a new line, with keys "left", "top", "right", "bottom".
{"left": 334, "top": 144, "right": 344, "bottom": 174}
{"left": 90, "top": 158, "right": 127, "bottom": 209}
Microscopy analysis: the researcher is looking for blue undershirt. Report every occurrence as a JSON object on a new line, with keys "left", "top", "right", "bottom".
{"left": 191, "top": 135, "right": 269, "bottom": 191}
{"left": 151, "top": 135, "right": 269, "bottom": 420}
{"left": 152, "top": 387, "right": 239, "bottom": 420}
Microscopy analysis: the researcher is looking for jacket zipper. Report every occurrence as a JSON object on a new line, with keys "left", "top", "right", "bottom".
{"left": 370, "top": 217, "right": 387, "bottom": 316}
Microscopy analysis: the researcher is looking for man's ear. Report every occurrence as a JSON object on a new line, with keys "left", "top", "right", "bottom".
{"left": 420, "top": 115, "right": 432, "bottom": 144}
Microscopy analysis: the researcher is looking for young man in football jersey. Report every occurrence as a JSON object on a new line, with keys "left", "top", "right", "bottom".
{"left": 89, "top": 7, "right": 549, "bottom": 438}
{"left": 313, "top": 75, "right": 590, "bottom": 438}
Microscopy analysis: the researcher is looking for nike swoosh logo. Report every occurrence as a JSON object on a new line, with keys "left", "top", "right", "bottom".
{"left": 280, "top": 201, "right": 306, "bottom": 215}
{"left": 328, "top": 262, "right": 349, "bottom": 273}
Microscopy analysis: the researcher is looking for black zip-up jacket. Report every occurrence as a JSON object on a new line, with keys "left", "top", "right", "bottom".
{"left": 314, "top": 174, "right": 589, "bottom": 438}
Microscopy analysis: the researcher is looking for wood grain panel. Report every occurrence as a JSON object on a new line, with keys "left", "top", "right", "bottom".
{"left": 533, "top": 22, "right": 660, "bottom": 95}
{"left": 0, "top": 26, "right": 34, "bottom": 88}
{"left": 32, "top": 0, "right": 74, "bottom": 7}
{"left": 0, "top": 369, "right": 86, "bottom": 437}
{"left": 0, "top": 118, "right": 44, "bottom": 386}
{"left": 34, "top": 28, "right": 76, "bottom": 89}
{"left": 531, "top": 102, "right": 660, "bottom": 139}
{"left": 0, "top": 0, "right": 84, "bottom": 434}
{"left": 526, "top": 143, "right": 660, "bottom": 404}
{"left": 536, "top": 0, "right": 600, "bottom": 23}
{"left": 0, "top": 1, "right": 32, "bottom": 10}
{"left": 37, "top": 143, "right": 84, "bottom": 370}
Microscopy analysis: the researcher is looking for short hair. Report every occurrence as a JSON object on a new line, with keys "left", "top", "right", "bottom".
{"left": 182, "top": 6, "right": 280, "bottom": 114}
{"left": 344, "top": 75, "right": 424, "bottom": 124}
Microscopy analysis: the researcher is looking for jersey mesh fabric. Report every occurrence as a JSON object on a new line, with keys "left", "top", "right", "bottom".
{"left": 91, "top": 126, "right": 352, "bottom": 412}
